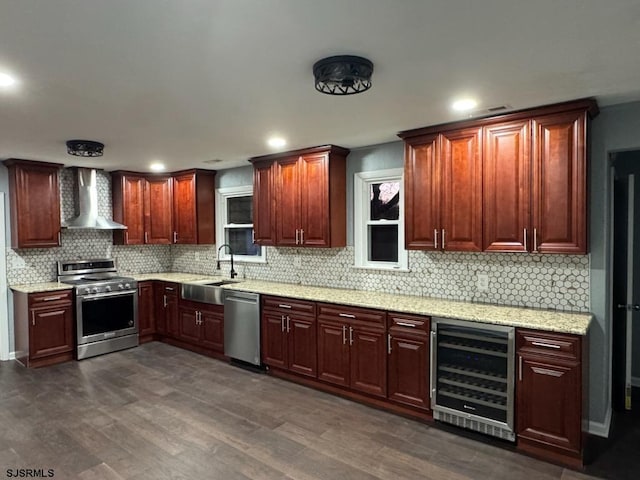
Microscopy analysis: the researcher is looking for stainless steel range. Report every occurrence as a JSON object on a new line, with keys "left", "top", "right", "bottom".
{"left": 57, "top": 259, "right": 138, "bottom": 359}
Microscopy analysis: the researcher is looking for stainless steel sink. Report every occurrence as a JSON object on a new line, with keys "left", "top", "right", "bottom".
{"left": 181, "top": 280, "right": 240, "bottom": 305}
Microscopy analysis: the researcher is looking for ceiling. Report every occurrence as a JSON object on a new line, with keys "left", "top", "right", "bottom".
{"left": 1, "top": 0, "right": 640, "bottom": 172}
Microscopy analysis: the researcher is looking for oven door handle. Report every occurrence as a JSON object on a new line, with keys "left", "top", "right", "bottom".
{"left": 81, "top": 290, "right": 137, "bottom": 301}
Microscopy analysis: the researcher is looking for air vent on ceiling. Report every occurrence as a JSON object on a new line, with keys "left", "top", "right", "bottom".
{"left": 469, "top": 104, "right": 512, "bottom": 117}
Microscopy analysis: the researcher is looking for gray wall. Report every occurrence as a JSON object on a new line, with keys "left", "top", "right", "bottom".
{"left": 590, "top": 100, "right": 640, "bottom": 430}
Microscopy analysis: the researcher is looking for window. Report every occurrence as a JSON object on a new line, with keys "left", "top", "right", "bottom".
{"left": 215, "top": 186, "right": 265, "bottom": 263}
{"left": 354, "top": 168, "right": 408, "bottom": 270}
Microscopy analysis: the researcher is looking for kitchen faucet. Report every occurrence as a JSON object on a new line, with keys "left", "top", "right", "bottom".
{"left": 216, "top": 244, "right": 237, "bottom": 279}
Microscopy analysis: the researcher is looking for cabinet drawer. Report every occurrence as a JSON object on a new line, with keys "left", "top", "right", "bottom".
{"left": 28, "top": 290, "right": 72, "bottom": 306}
{"left": 388, "top": 312, "right": 430, "bottom": 333}
{"left": 318, "top": 303, "right": 385, "bottom": 326}
{"left": 163, "top": 282, "right": 178, "bottom": 296}
{"left": 516, "top": 329, "right": 580, "bottom": 360}
{"left": 263, "top": 296, "right": 316, "bottom": 316}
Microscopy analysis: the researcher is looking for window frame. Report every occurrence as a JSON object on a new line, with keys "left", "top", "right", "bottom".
{"left": 353, "top": 168, "right": 408, "bottom": 271}
{"left": 215, "top": 185, "right": 266, "bottom": 264}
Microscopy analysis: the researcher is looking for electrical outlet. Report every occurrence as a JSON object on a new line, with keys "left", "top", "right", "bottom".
{"left": 293, "top": 256, "right": 302, "bottom": 268}
{"left": 195, "top": 252, "right": 201, "bottom": 262}
{"left": 477, "top": 274, "right": 489, "bottom": 291}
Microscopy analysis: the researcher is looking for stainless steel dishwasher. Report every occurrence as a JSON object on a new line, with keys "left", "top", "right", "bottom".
{"left": 224, "top": 290, "right": 261, "bottom": 366}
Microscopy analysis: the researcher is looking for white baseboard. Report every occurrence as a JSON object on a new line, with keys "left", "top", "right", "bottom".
{"left": 588, "top": 407, "right": 612, "bottom": 438}
{"left": 632, "top": 376, "right": 640, "bottom": 388}
{"left": 8, "top": 351, "right": 15, "bottom": 361}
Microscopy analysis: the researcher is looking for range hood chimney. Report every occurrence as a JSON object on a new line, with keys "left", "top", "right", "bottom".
{"left": 62, "top": 168, "right": 127, "bottom": 230}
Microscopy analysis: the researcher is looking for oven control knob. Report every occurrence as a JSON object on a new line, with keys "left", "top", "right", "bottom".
{"left": 118, "top": 284, "right": 124, "bottom": 290}
{"left": 91, "top": 287, "right": 99, "bottom": 294}
{"left": 104, "top": 285, "right": 112, "bottom": 292}
{"left": 125, "top": 283, "right": 131, "bottom": 289}
{"left": 84, "top": 288, "right": 91, "bottom": 295}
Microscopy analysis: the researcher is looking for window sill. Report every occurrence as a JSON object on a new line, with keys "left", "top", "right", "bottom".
{"left": 351, "top": 265, "right": 411, "bottom": 273}
{"left": 218, "top": 257, "right": 267, "bottom": 265}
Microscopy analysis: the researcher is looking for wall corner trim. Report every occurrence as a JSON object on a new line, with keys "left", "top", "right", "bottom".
{"left": 588, "top": 407, "right": 612, "bottom": 438}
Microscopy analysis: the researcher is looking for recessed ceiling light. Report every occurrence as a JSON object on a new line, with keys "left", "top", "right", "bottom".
{"left": 267, "top": 137, "right": 287, "bottom": 148}
{"left": 0, "top": 72, "right": 18, "bottom": 88}
{"left": 452, "top": 98, "right": 478, "bottom": 112}
{"left": 150, "top": 163, "right": 165, "bottom": 172}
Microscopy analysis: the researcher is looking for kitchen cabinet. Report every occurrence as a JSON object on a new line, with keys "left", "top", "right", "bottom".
{"left": 387, "top": 313, "right": 430, "bottom": 411}
{"left": 516, "top": 329, "right": 584, "bottom": 464}
{"left": 402, "top": 128, "right": 482, "bottom": 252}
{"left": 113, "top": 169, "right": 214, "bottom": 245}
{"left": 155, "top": 282, "right": 179, "bottom": 338}
{"left": 12, "top": 289, "right": 74, "bottom": 367}
{"left": 317, "top": 303, "right": 387, "bottom": 398}
{"left": 177, "top": 303, "right": 224, "bottom": 353}
{"left": 249, "top": 145, "right": 349, "bottom": 248}
{"left": 172, "top": 169, "right": 216, "bottom": 244}
{"left": 531, "top": 110, "right": 588, "bottom": 253}
{"left": 261, "top": 296, "right": 317, "bottom": 377}
{"left": 252, "top": 160, "right": 276, "bottom": 246}
{"left": 138, "top": 281, "right": 155, "bottom": 343}
{"left": 483, "top": 120, "right": 531, "bottom": 252}
{"left": 3, "top": 159, "right": 63, "bottom": 249}
{"left": 400, "top": 99, "right": 597, "bottom": 254}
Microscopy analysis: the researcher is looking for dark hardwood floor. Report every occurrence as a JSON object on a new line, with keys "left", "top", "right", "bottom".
{"left": 0, "top": 342, "right": 620, "bottom": 479}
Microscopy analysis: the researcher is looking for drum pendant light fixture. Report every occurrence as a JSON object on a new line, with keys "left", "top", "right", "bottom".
{"left": 313, "top": 55, "right": 374, "bottom": 95}
{"left": 66, "top": 140, "right": 105, "bottom": 157}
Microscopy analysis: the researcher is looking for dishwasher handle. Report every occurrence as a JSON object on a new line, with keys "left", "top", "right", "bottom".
{"left": 224, "top": 292, "right": 259, "bottom": 304}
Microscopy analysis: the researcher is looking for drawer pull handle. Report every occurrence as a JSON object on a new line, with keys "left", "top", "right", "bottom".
{"left": 278, "top": 304, "right": 292, "bottom": 309}
{"left": 42, "top": 296, "right": 64, "bottom": 302}
{"left": 349, "top": 326, "right": 353, "bottom": 345}
{"left": 165, "top": 287, "right": 175, "bottom": 291}
{"left": 339, "top": 313, "right": 356, "bottom": 319}
{"left": 531, "top": 341, "right": 561, "bottom": 349}
{"left": 395, "top": 321, "right": 416, "bottom": 328}
{"left": 342, "top": 325, "right": 346, "bottom": 345}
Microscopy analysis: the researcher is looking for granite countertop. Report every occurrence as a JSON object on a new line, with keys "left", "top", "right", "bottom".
{"left": 10, "top": 273, "right": 593, "bottom": 335}
{"left": 10, "top": 282, "right": 74, "bottom": 294}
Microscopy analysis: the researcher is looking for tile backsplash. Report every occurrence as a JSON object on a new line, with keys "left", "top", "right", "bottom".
{"left": 4, "top": 167, "right": 590, "bottom": 312}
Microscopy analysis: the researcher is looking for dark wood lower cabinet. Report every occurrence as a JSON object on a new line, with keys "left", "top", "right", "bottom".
{"left": 261, "top": 296, "right": 317, "bottom": 378}
{"left": 317, "top": 319, "right": 350, "bottom": 387}
{"left": 138, "top": 281, "right": 155, "bottom": 343}
{"left": 154, "top": 282, "right": 179, "bottom": 337}
{"left": 388, "top": 330, "right": 430, "bottom": 410}
{"left": 200, "top": 310, "right": 224, "bottom": 352}
{"left": 12, "top": 289, "right": 74, "bottom": 368}
{"left": 516, "top": 329, "right": 584, "bottom": 467}
{"left": 350, "top": 325, "right": 387, "bottom": 397}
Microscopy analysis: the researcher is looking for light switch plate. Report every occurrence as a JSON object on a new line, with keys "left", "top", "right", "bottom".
{"left": 477, "top": 274, "right": 489, "bottom": 291}
{"left": 293, "top": 256, "right": 302, "bottom": 268}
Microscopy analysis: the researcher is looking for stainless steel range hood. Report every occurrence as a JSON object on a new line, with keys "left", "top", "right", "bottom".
{"left": 62, "top": 168, "right": 127, "bottom": 230}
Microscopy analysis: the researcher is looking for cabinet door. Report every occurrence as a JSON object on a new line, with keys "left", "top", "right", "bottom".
{"left": 29, "top": 305, "right": 73, "bottom": 359}
{"left": 201, "top": 310, "right": 224, "bottom": 352}
{"left": 122, "top": 175, "right": 146, "bottom": 245}
{"left": 287, "top": 315, "right": 317, "bottom": 378}
{"left": 145, "top": 176, "right": 173, "bottom": 244}
{"left": 517, "top": 354, "right": 581, "bottom": 455}
{"left": 153, "top": 283, "right": 167, "bottom": 335}
{"left": 483, "top": 120, "right": 531, "bottom": 252}
{"left": 317, "top": 320, "right": 350, "bottom": 387}
{"left": 532, "top": 111, "right": 587, "bottom": 253}
{"left": 173, "top": 172, "right": 197, "bottom": 244}
{"left": 138, "top": 281, "right": 155, "bottom": 338}
{"left": 350, "top": 325, "right": 387, "bottom": 397}
{"left": 261, "top": 310, "right": 288, "bottom": 369}
{"left": 388, "top": 330, "right": 430, "bottom": 410}
{"left": 299, "top": 153, "right": 329, "bottom": 247}
{"left": 178, "top": 306, "right": 200, "bottom": 344}
{"left": 165, "top": 294, "right": 180, "bottom": 338}
{"left": 404, "top": 135, "right": 440, "bottom": 250}
{"left": 8, "top": 162, "right": 61, "bottom": 248}
{"left": 253, "top": 161, "right": 275, "bottom": 246}
{"left": 441, "top": 127, "right": 483, "bottom": 251}
{"left": 275, "top": 157, "right": 300, "bottom": 246}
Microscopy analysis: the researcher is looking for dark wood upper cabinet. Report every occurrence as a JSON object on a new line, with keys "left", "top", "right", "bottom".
{"left": 112, "top": 172, "right": 146, "bottom": 245}
{"left": 3, "top": 159, "right": 63, "bottom": 249}
{"left": 483, "top": 120, "right": 531, "bottom": 252}
{"left": 252, "top": 160, "right": 276, "bottom": 246}
{"left": 113, "top": 169, "right": 214, "bottom": 245}
{"left": 532, "top": 110, "right": 588, "bottom": 254}
{"left": 144, "top": 175, "right": 173, "bottom": 244}
{"left": 440, "top": 127, "right": 483, "bottom": 252}
{"left": 400, "top": 98, "right": 597, "bottom": 254}
{"left": 172, "top": 169, "right": 216, "bottom": 244}
{"left": 250, "top": 145, "right": 349, "bottom": 248}
{"left": 404, "top": 134, "right": 440, "bottom": 250}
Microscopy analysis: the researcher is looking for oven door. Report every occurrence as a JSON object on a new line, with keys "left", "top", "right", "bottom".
{"left": 77, "top": 290, "right": 138, "bottom": 345}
